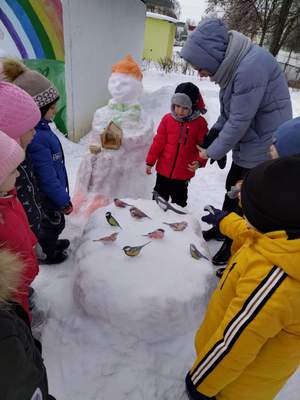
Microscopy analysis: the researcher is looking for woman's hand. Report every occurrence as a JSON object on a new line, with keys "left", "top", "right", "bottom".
{"left": 197, "top": 145, "right": 208, "bottom": 159}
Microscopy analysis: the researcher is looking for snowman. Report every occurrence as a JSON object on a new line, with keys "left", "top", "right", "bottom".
{"left": 73, "top": 55, "right": 154, "bottom": 216}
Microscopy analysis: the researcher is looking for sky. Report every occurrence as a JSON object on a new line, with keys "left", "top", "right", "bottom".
{"left": 179, "top": 0, "right": 208, "bottom": 23}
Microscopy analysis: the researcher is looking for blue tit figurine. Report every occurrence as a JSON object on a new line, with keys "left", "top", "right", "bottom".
{"left": 190, "top": 243, "right": 209, "bottom": 261}
{"left": 105, "top": 211, "right": 122, "bottom": 229}
{"left": 122, "top": 241, "right": 151, "bottom": 257}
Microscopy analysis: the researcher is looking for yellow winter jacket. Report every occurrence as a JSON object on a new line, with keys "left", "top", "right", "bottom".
{"left": 187, "top": 213, "right": 300, "bottom": 400}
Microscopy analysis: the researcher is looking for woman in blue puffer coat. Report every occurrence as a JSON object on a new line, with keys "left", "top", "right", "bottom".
{"left": 180, "top": 18, "right": 292, "bottom": 265}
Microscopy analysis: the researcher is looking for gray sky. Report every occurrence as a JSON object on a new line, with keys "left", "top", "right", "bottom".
{"left": 179, "top": 0, "right": 208, "bottom": 23}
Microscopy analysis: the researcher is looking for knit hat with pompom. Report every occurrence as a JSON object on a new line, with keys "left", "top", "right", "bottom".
{"left": 0, "top": 82, "right": 41, "bottom": 140}
{"left": 0, "top": 58, "right": 59, "bottom": 108}
{"left": 0, "top": 130, "right": 24, "bottom": 186}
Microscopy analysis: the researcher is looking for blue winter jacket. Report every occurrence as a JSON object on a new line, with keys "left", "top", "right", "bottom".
{"left": 27, "top": 119, "right": 70, "bottom": 210}
{"left": 181, "top": 19, "right": 293, "bottom": 168}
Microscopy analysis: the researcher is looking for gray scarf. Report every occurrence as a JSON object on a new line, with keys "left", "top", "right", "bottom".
{"left": 171, "top": 109, "right": 201, "bottom": 122}
{"left": 212, "top": 30, "right": 252, "bottom": 88}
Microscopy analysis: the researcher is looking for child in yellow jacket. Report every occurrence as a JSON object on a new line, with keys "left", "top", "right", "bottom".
{"left": 186, "top": 156, "right": 300, "bottom": 400}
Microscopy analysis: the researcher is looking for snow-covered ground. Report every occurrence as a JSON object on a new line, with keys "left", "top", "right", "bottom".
{"left": 34, "top": 70, "right": 300, "bottom": 400}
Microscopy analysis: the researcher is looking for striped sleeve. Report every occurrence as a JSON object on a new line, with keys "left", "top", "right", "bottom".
{"left": 186, "top": 266, "right": 288, "bottom": 398}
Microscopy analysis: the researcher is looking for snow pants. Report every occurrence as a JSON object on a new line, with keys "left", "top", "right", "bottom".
{"left": 153, "top": 173, "right": 189, "bottom": 207}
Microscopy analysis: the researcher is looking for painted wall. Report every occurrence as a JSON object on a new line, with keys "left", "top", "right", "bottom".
{"left": 0, "top": 0, "right": 67, "bottom": 134}
{"left": 63, "top": 0, "right": 146, "bottom": 142}
{"left": 143, "top": 17, "right": 176, "bottom": 61}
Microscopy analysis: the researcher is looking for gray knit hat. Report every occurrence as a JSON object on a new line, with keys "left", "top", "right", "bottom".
{"left": 1, "top": 58, "right": 59, "bottom": 108}
{"left": 171, "top": 93, "right": 193, "bottom": 111}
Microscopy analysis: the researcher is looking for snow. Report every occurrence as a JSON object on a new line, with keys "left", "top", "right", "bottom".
{"left": 74, "top": 200, "right": 213, "bottom": 342}
{"left": 33, "top": 70, "right": 300, "bottom": 400}
{"left": 146, "top": 11, "right": 179, "bottom": 24}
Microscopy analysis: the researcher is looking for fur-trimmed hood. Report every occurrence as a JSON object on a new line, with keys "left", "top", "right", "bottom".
{"left": 0, "top": 248, "right": 22, "bottom": 308}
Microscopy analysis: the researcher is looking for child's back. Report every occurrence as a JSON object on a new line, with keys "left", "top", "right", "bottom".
{"left": 186, "top": 157, "right": 300, "bottom": 400}
{"left": 0, "top": 131, "right": 38, "bottom": 316}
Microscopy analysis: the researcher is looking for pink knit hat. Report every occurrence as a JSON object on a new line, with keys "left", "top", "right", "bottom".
{"left": 0, "top": 130, "right": 24, "bottom": 186}
{"left": 0, "top": 82, "right": 41, "bottom": 140}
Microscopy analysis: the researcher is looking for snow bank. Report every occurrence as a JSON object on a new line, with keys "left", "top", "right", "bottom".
{"left": 74, "top": 198, "right": 213, "bottom": 343}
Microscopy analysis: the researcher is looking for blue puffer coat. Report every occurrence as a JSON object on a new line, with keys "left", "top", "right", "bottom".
{"left": 181, "top": 19, "right": 292, "bottom": 168}
{"left": 27, "top": 119, "right": 70, "bottom": 210}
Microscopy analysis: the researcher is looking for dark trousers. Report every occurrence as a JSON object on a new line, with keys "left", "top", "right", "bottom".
{"left": 39, "top": 208, "right": 65, "bottom": 257}
{"left": 222, "top": 162, "right": 250, "bottom": 214}
{"left": 153, "top": 173, "right": 189, "bottom": 207}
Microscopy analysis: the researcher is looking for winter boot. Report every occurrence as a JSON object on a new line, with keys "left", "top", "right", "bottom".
{"left": 202, "top": 226, "right": 225, "bottom": 241}
{"left": 212, "top": 238, "right": 232, "bottom": 266}
{"left": 56, "top": 239, "right": 70, "bottom": 252}
{"left": 40, "top": 250, "right": 68, "bottom": 265}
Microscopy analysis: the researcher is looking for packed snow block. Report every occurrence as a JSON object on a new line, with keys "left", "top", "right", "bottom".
{"left": 73, "top": 199, "right": 213, "bottom": 343}
{"left": 75, "top": 109, "right": 154, "bottom": 199}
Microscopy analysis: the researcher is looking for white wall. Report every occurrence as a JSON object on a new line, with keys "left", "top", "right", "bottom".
{"left": 63, "top": 0, "right": 146, "bottom": 141}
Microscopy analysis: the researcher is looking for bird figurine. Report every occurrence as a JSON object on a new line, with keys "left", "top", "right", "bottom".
{"left": 122, "top": 241, "right": 151, "bottom": 257}
{"left": 105, "top": 211, "right": 122, "bottom": 228}
{"left": 163, "top": 221, "right": 188, "bottom": 231}
{"left": 93, "top": 232, "right": 119, "bottom": 244}
{"left": 153, "top": 191, "right": 187, "bottom": 215}
{"left": 129, "top": 206, "right": 151, "bottom": 220}
{"left": 190, "top": 243, "right": 209, "bottom": 261}
{"left": 142, "top": 228, "right": 165, "bottom": 239}
{"left": 114, "top": 198, "right": 132, "bottom": 208}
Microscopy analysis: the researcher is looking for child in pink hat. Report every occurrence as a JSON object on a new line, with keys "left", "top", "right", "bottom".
{"left": 0, "top": 130, "right": 39, "bottom": 318}
{"left": 0, "top": 81, "right": 69, "bottom": 264}
{"left": 1, "top": 60, "right": 72, "bottom": 264}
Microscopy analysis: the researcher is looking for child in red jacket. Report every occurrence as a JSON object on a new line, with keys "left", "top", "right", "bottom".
{"left": 0, "top": 130, "right": 39, "bottom": 318}
{"left": 146, "top": 82, "right": 208, "bottom": 207}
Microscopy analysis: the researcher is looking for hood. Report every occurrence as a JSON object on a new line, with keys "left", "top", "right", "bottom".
{"left": 251, "top": 230, "right": 300, "bottom": 282}
{"left": 180, "top": 18, "right": 229, "bottom": 74}
{"left": 0, "top": 248, "right": 22, "bottom": 308}
{"left": 274, "top": 117, "right": 300, "bottom": 157}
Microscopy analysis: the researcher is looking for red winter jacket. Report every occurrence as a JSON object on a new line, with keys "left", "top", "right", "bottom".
{"left": 146, "top": 113, "right": 208, "bottom": 180}
{"left": 0, "top": 190, "right": 39, "bottom": 316}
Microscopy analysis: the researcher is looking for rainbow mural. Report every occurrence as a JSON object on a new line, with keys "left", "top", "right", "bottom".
{"left": 0, "top": 0, "right": 67, "bottom": 134}
{"left": 0, "top": 0, "right": 64, "bottom": 61}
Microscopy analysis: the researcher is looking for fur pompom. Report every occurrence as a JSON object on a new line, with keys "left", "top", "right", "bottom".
{"left": 2, "top": 58, "right": 27, "bottom": 82}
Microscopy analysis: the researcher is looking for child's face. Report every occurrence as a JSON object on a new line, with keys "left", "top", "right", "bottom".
{"left": 44, "top": 103, "right": 57, "bottom": 121}
{"left": 0, "top": 169, "right": 20, "bottom": 193}
{"left": 174, "top": 105, "right": 191, "bottom": 118}
{"left": 20, "top": 129, "right": 35, "bottom": 150}
{"left": 270, "top": 144, "right": 279, "bottom": 159}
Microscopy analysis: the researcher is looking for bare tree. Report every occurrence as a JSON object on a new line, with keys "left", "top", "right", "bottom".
{"left": 144, "top": 0, "right": 181, "bottom": 18}
{"left": 268, "top": 0, "right": 300, "bottom": 56}
{"left": 206, "top": 0, "right": 300, "bottom": 56}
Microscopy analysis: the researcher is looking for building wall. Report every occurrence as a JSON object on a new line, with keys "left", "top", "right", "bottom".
{"left": 167, "top": 23, "right": 176, "bottom": 56}
{"left": 63, "top": 0, "right": 146, "bottom": 141}
{"left": 143, "top": 18, "right": 175, "bottom": 61}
